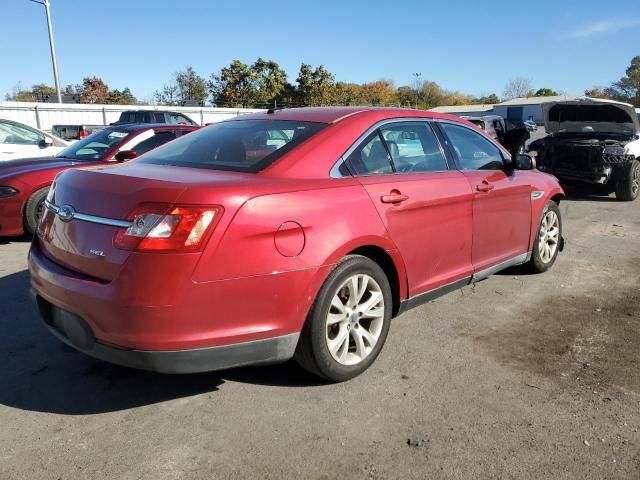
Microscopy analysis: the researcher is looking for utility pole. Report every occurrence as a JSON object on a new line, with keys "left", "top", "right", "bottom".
{"left": 30, "top": 0, "right": 62, "bottom": 103}
{"left": 412, "top": 72, "right": 422, "bottom": 109}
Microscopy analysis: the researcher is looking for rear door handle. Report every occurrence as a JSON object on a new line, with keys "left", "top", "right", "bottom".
{"left": 476, "top": 182, "right": 495, "bottom": 192}
{"left": 380, "top": 191, "right": 409, "bottom": 204}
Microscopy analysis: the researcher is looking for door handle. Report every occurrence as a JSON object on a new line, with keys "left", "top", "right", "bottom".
{"left": 380, "top": 191, "right": 409, "bottom": 204}
{"left": 476, "top": 182, "right": 495, "bottom": 192}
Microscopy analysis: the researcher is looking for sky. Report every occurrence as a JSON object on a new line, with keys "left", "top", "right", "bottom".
{"left": 2, "top": 0, "right": 640, "bottom": 102}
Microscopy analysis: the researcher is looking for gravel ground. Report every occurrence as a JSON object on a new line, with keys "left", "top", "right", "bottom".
{"left": 0, "top": 191, "right": 639, "bottom": 479}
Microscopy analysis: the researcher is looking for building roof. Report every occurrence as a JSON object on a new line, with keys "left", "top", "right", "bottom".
{"left": 495, "top": 95, "right": 577, "bottom": 106}
{"left": 429, "top": 104, "right": 495, "bottom": 113}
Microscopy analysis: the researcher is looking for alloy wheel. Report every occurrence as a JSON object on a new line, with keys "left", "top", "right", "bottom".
{"left": 632, "top": 162, "right": 639, "bottom": 196}
{"left": 538, "top": 210, "right": 560, "bottom": 263}
{"left": 325, "top": 274, "right": 385, "bottom": 366}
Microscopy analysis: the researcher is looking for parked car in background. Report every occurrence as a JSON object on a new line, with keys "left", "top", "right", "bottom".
{"left": 30, "top": 107, "right": 564, "bottom": 382}
{"left": 52, "top": 124, "right": 106, "bottom": 141}
{"left": 528, "top": 97, "right": 640, "bottom": 201}
{"left": 0, "top": 119, "right": 68, "bottom": 161}
{"left": 0, "top": 123, "right": 197, "bottom": 236}
{"left": 462, "top": 114, "right": 530, "bottom": 155}
{"left": 111, "top": 110, "right": 198, "bottom": 126}
{"left": 524, "top": 120, "right": 538, "bottom": 131}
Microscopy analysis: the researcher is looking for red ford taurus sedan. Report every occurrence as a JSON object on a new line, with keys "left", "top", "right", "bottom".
{"left": 29, "top": 107, "right": 564, "bottom": 381}
{"left": 0, "top": 124, "right": 198, "bottom": 237}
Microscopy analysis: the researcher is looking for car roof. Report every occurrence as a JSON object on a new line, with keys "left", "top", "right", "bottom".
{"left": 233, "top": 106, "right": 461, "bottom": 124}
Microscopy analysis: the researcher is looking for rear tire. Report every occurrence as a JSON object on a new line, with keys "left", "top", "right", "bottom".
{"left": 295, "top": 255, "right": 392, "bottom": 382}
{"left": 615, "top": 159, "right": 640, "bottom": 201}
{"left": 526, "top": 200, "right": 562, "bottom": 273}
{"left": 24, "top": 187, "right": 50, "bottom": 235}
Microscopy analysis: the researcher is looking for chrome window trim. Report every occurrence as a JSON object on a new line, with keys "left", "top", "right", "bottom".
{"left": 433, "top": 118, "right": 512, "bottom": 162}
{"left": 329, "top": 117, "right": 451, "bottom": 178}
{"left": 44, "top": 199, "right": 133, "bottom": 228}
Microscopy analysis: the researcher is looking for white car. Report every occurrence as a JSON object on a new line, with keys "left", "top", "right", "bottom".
{"left": 0, "top": 119, "right": 68, "bottom": 161}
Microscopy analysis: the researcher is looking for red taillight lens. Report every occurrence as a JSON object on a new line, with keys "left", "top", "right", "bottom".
{"left": 79, "top": 128, "right": 89, "bottom": 139}
{"left": 113, "top": 204, "right": 222, "bottom": 252}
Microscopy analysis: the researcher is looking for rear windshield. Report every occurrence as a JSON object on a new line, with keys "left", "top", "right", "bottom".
{"left": 56, "top": 129, "right": 130, "bottom": 160}
{"left": 138, "top": 119, "right": 326, "bottom": 173}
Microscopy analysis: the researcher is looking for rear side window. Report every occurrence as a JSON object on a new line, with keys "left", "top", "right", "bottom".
{"left": 441, "top": 123, "right": 504, "bottom": 170}
{"left": 380, "top": 123, "right": 446, "bottom": 172}
{"left": 345, "top": 131, "right": 393, "bottom": 176}
{"left": 138, "top": 120, "right": 325, "bottom": 173}
{"left": 131, "top": 131, "right": 175, "bottom": 156}
{"left": 154, "top": 113, "right": 166, "bottom": 123}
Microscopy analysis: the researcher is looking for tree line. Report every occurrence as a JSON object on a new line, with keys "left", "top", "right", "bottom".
{"left": 6, "top": 56, "right": 639, "bottom": 107}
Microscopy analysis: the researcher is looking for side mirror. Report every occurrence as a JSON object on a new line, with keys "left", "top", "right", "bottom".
{"left": 514, "top": 154, "right": 535, "bottom": 170}
{"left": 115, "top": 150, "right": 137, "bottom": 162}
{"left": 39, "top": 137, "right": 53, "bottom": 148}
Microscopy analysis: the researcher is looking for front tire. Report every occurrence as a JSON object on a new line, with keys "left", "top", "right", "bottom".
{"left": 615, "top": 159, "right": 640, "bottom": 201}
{"left": 295, "top": 255, "right": 392, "bottom": 382}
{"left": 527, "top": 200, "right": 562, "bottom": 273}
{"left": 24, "top": 187, "right": 50, "bottom": 235}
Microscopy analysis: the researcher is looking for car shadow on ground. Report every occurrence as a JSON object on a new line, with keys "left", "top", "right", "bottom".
{"left": 0, "top": 234, "right": 32, "bottom": 245}
{"left": 0, "top": 270, "right": 324, "bottom": 416}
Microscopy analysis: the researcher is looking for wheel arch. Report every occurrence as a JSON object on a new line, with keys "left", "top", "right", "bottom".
{"left": 346, "top": 245, "right": 406, "bottom": 318}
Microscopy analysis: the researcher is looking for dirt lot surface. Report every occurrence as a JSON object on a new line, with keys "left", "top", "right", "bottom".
{"left": 1, "top": 193, "right": 639, "bottom": 479}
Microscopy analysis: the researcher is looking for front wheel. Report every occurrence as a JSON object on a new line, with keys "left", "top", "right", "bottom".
{"left": 615, "top": 159, "right": 640, "bottom": 201}
{"left": 295, "top": 255, "right": 392, "bottom": 382}
{"left": 24, "top": 187, "right": 50, "bottom": 235}
{"left": 527, "top": 200, "right": 562, "bottom": 273}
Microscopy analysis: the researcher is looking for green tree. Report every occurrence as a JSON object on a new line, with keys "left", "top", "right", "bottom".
{"left": 295, "top": 63, "right": 336, "bottom": 106}
{"left": 609, "top": 56, "right": 640, "bottom": 105}
{"left": 154, "top": 82, "right": 179, "bottom": 106}
{"left": 175, "top": 66, "right": 208, "bottom": 105}
{"left": 107, "top": 87, "right": 137, "bottom": 105}
{"left": 359, "top": 80, "right": 396, "bottom": 106}
{"left": 5, "top": 82, "right": 56, "bottom": 101}
{"left": 474, "top": 93, "right": 500, "bottom": 104}
{"left": 209, "top": 60, "right": 257, "bottom": 107}
{"left": 251, "top": 58, "right": 289, "bottom": 106}
{"left": 534, "top": 88, "right": 559, "bottom": 97}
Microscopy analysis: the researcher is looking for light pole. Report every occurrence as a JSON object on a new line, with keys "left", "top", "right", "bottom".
{"left": 29, "top": 0, "right": 62, "bottom": 103}
{"left": 412, "top": 72, "right": 422, "bottom": 109}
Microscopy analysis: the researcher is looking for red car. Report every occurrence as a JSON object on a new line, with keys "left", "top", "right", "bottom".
{"left": 29, "top": 107, "right": 564, "bottom": 381}
{"left": 0, "top": 124, "right": 198, "bottom": 237}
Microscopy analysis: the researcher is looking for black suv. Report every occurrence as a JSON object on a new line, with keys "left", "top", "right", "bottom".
{"left": 111, "top": 110, "right": 197, "bottom": 126}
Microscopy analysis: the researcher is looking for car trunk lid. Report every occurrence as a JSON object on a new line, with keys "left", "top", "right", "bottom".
{"left": 36, "top": 162, "right": 305, "bottom": 282}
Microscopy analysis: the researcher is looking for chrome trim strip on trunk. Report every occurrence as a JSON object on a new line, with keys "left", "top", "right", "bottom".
{"left": 44, "top": 199, "right": 133, "bottom": 228}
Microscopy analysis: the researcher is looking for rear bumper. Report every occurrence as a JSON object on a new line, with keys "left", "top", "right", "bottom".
{"left": 29, "top": 240, "right": 328, "bottom": 370}
{"left": 32, "top": 292, "right": 299, "bottom": 373}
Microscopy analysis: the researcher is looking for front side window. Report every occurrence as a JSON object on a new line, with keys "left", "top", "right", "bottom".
{"left": 138, "top": 120, "right": 325, "bottom": 173}
{"left": 380, "top": 123, "right": 446, "bottom": 172}
{"left": 0, "top": 122, "right": 44, "bottom": 145}
{"left": 56, "top": 129, "right": 131, "bottom": 160}
{"left": 441, "top": 123, "right": 505, "bottom": 170}
{"left": 345, "top": 131, "right": 393, "bottom": 176}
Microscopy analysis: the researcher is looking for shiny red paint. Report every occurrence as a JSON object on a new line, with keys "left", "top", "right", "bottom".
{"left": 0, "top": 124, "right": 198, "bottom": 237}
{"left": 29, "top": 107, "right": 564, "bottom": 360}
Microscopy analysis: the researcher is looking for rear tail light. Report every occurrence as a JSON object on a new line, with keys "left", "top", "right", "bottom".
{"left": 114, "top": 204, "right": 222, "bottom": 252}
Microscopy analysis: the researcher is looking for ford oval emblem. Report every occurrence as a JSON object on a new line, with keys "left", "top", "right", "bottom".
{"left": 57, "top": 205, "right": 76, "bottom": 222}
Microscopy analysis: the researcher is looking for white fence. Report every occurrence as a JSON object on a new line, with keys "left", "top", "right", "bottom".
{"left": 0, "top": 101, "right": 264, "bottom": 132}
